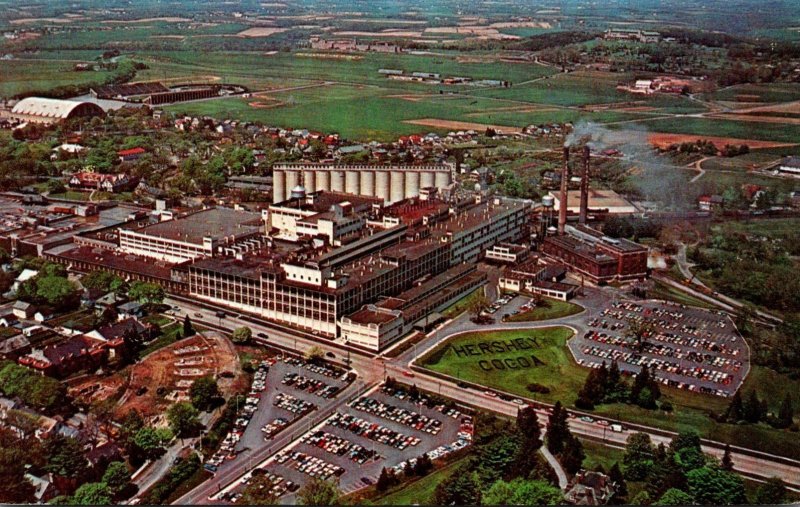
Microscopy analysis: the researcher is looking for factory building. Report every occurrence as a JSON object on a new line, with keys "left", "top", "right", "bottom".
{"left": 272, "top": 163, "right": 453, "bottom": 204}
{"left": 119, "top": 207, "right": 264, "bottom": 263}
{"left": 185, "top": 193, "right": 528, "bottom": 348}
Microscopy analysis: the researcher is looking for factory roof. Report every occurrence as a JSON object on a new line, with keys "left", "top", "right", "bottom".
{"left": 53, "top": 246, "right": 177, "bottom": 281}
{"left": 551, "top": 189, "right": 637, "bottom": 213}
{"left": 126, "top": 207, "right": 262, "bottom": 245}
{"left": 346, "top": 306, "right": 400, "bottom": 325}
{"left": 273, "top": 191, "right": 381, "bottom": 214}
{"left": 12, "top": 97, "right": 104, "bottom": 119}
{"left": 545, "top": 235, "right": 617, "bottom": 264}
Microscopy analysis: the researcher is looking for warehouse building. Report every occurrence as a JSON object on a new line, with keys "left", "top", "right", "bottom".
{"left": 10, "top": 97, "right": 105, "bottom": 124}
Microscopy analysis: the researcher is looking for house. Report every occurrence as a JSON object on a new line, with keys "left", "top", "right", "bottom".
{"left": 34, "top": 309, "right": 56, "bottom": 323}
{"left": 117, "top": 147, "right": 145, "bottom": 162}
{"left": 564, "top": 470, "right": 617, "bottom": 505}
{"left": 11, "top": 269, "right": 38, "bottom": 294}
{"left": 0, "top": 312, "right": 19, "bottom": 327}
{"left": 25, "top": 472, "right": 58, "bottom": 503}
{"left": 18, "top": 335, "right": 110, "bottom": 378}
{"left": 68, "top": 172, "right": 139, "bottom": 193}
{"left": 697, "top": 194, "right": 723, "bottom": 211}
{"left": 117, "top": 301, "right": 145, "bottom": 318}
{"left": 776, "top": 156, "right": 800, "bottom": 177}
{"left": 12, "top": 301, "right": 36, "bottom": 320}
{"left": 0, "top": 335, "right": 31, "bottom": 360}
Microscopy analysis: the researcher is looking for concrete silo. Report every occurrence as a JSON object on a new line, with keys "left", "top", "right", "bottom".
{"left": 303, "top": 169, "right": 316, "bottom": 193}
{"left": 376, "top": 170, "right": 390, "bottom": 202}
{"left": 331, "top": 170, "right": 345, "bottom": 192}
{"left": 285, "top": 171, "right": 299, "bottom": 198}
{"left": 316, "top": 170, "right": 330, "bottom": 192}
{"left": 360, "top": 170, "right": 375, "bottom": 197}
{"left": 435, "top": 170, "right": 450, "bottom": 189}
{"left": 390, "top": 171, "right": 405, "bottom": 203}
{"left": 345, "top": 170, "right": 360, "bottom": 195}
{"left": 405, "top": 171, "right": 420, "bottom": 199}
{"left": 273, "top": 170, "right": 286, "bottom": 203}
{"left": 421, "top": 171, "right": 435, "bottom": 189}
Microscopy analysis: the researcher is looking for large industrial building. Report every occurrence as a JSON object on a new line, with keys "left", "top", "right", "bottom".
{"left": 184, "top": 191, "right": 528, "bottom": 349}
{"left": 272, "top": 163, "right": 454, "bottom": 205}
{"left": 118, "top": 207, "right": 264, "bottom": 263}
{"left": 9, "top": 97, "right": 105, "bottom": 124}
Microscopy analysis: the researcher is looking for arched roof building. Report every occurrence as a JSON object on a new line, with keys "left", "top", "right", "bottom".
{"left": 11, "top": 97, "right": 105, "bottom": 124}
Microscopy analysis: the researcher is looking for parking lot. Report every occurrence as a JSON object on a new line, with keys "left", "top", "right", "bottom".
{"left": 204, "top": 356, "right": 353, "bottom": 475}
{"left": 570, "top": 299, "right": 749, "bottom": 397}
{"left": 222, "top": 383, "right": 472, "bottom": 503}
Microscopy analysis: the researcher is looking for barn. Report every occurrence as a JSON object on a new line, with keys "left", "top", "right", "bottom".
{"left": 11, "top": 97, "right": 106, "bottom": 124}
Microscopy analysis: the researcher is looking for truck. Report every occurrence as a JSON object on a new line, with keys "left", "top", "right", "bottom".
{"left": 610, "top": 423, "right": 624, "bottom": 433}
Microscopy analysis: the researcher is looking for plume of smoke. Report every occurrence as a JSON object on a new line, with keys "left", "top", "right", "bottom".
{"left": 564, "top": 120, "right": 692, "bottom": 210}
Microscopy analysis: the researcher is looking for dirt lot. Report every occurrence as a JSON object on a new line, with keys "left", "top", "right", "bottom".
{"left": 404, "top": 118, "right": 523, "bottom": 134}
{"left": 648, "top": 132, "right": 798, "bottom": 150}
{"left": 69, "top": 331, "right": 243, "bottom": 423}
{"left": 237, "top": 27, "right": 289, "bottom": 37}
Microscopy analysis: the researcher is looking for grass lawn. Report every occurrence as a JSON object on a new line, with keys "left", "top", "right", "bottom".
{"left": 420, "top": 327, "right": 583, "bottom": 404}
{"left": 373, "top": 455, "right": 469, "bottom": 505}
{"left": 139, "top": 322, "right": 182, "bottom": 358}
{"left": 441, "top": 288, "right": 483, "bottom": 319}
{"left": 580, "top": 439, "right": 625, "bottom": 472}
{"left": 48, "top": 190, "right": 93, "bottom": 201}
{"left": 506, "top": 296, "right": 583, "bottom": 322}
{"left": 648, "top": 279, "right": 720, "bottom": 310}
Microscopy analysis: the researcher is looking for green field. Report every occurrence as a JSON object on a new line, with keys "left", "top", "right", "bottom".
{"left": 420, "top": 327, "right": 583, "bottom": 404}
{"left": 0, "top": 59, "right": 114, "bottom": 98}
{"left": 648, "top": 280, "right": 720, "bottom": 310}
{"left": 506, "top": 296, "right": 584, "bottom": 322}
{"left": 373, "top": 456, "right": 469, "bottom": 505}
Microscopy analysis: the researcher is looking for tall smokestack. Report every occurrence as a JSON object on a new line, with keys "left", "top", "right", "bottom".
{"left": 579, "top": 145, "right": 590, "bottom": 225}
{"left": 558, "top": 146, "right": 569, "bottom": 235}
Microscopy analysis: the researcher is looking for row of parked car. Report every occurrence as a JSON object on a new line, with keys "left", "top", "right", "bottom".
{"left": 328, "top": 412, "right": 421, "bottom": 450}
{"left": 351, "top": 396, "right": 443, "bottom": 435}
{"left": 273, "top": 392, "right": 315, "bottom": 415}
{"left": 234, "top": 469, "right": 298, "bottom": 500}
{"left": 301, "top": 430, "right": 378, "bottom": 464}
{"left": 283, "top": 357, "right": 347, "bottom": 380}
{"left": 381, "top": 385, "right": 462, "bottom": 420}
{"left": 261, "top": 417, "right": 289, "bottom": 440}
{"left": 205, "top": 360, "right": 273, "bottom": 473}
{"left": 274, "top": 450, "right": 346, "bottom": 481}
{"left": 281, "top": 373, "right": 340, "bottom": 398}
{"left": 392, "top": 416, "right": 474, "bottom": 476}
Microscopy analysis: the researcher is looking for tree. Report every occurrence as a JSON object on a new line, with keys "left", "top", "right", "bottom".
{"left": 132, "top": 427, "right": 166, "bottom": 461}
{"left": 630, "top": 490, "right": 651, "bottom": 505}
{"left": 415, "top": 453, "right": 433, "bottom": 476}
{"left": 625, "top": 317, "right": 655, "bottom": 352}
{"left": 777, "top": 393, "right": 794, "bottom": 429}
{"left": 183, "top": 315, "right": 195, "bottom": 337}
{"left": 81, "top": 271, "right": 123, "bottom": 292}
{"left": 376, "top": 467, "right": 397, "bottom": 493}
{"left": 754, "top": 477, "right": 787, "bottom": 505}
{"left": 167, "top": 402, "right": 201, "bottom": 437}
{"left": 35, "top": 275, "right": 80, "bottom": 309}
{"left": 482, "top": 478, "right": 563, "bottom": 505}
{"left": 433, "top": 468, "right": 482, "bottom": 505}
{"left": 44, "top": 435, "right": 89, "bottom": 480}
{"left": 720, "top": 444, "right": 733, "bottom": 472}
{"left": 128, "top": 281, "right": 164, "bottom": 306}
{"left": 70, "top": 482, "right": 112, "bottom": 505}
{"left": 724, "top": 391, "right": 744, "bottom": 422}
{"left": 240, "top": 474, "right": 279, "bottom": 505}
{"left": 686, "top": 466, "right": 746, "bottom": 505}
{"left": 305, "top": 346, "right": 325, "bottom": 364}
{"left": 0, "top": 429, "right": 35, "bottom": 503}
{"left": 608, "top": 462, "right": 627, "bottom": 502}
{"left": 231, "top": 326, "right": 252, "bottom": 344}
{"left": 297, "top": 477, "right": 340, "bottom": 505}
{"left": 189, "top": 375, "right": 220, "bottom": 411}
{"left": 514, "top": 405, "right": 543, "bottom": 475}
{"left": 561, "top": 436, "right": 586, "bottom": 475}
{"left": 670, "top": 430, "right": 705, "bottom": 472}
{"left": 623, "top": 432, "right": 655, "bottom": 481}
{"left": 119, "top": 410, "right": 145, "bottom": 452}
{"left": 654, "top": 488, "right": 694, "bottom": 506}
{"left": 102, "top": 461, "right": 131, "bottom": 495}
{"left": 546, "top": 401, "right": 569, "bottom": 455}
{"left": 467, "top": 293, "right": 491, "bottom": 319}
{"left": 743, "top": 390, "right": 764, "bottom": 424}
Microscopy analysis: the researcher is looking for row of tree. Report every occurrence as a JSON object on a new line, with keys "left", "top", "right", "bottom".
{"left": 576, "top": 361, "right": 664, "bottom": 411}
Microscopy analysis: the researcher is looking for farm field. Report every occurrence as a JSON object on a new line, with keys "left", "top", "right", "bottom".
{"left": 0, "top": 59, "right": 114, "bottom": 97}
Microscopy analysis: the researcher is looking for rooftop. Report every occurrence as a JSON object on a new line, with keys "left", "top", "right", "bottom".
{"left": 346, "top": 306, "right": 400, "bottom": 325}
{"left": 551, "top": 189, "right": 637, "bottom": 212}
{"left": 273, "top": 191, "right": 381, "bottom": 214}
{"left": 127, "top": 207, "right": 262, "bottom": 245}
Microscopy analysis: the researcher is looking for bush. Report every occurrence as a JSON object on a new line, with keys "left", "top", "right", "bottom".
{"left": 660, "top": 401, "right": 674, "bottom": 412}
{"left": 526, "top": 383, "right": 551, "bottom": 394}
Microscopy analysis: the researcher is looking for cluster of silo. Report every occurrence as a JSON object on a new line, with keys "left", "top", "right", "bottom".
{"left": 272, "top": 164, "right": 453, "bottom": 204}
